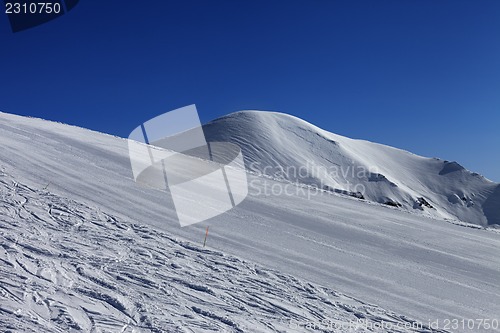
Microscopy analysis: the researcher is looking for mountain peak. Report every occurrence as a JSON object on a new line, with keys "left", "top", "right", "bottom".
{"left": 204, "top": 111, "right": 498, "bottom": 226}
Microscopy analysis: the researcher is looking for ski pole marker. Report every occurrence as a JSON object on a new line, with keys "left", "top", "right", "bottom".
{"left": 203, "top": 226, "right": 209, "bottom": 247}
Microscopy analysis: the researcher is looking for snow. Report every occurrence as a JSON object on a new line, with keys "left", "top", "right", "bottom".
{"left": 0, "top": 171, "right": 447, "bottom": 332}
{"left": 0, "top": 111, "right": 499, "bottom": 332}
{"left": 203, "top": 111, "right": 499, "bottom": 226}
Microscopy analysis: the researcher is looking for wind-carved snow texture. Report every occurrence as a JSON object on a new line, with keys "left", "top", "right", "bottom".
{"left": 0, "top": 172, "right": 447, "bottom": 332}
{"left": 203, "top": 111, "right": 500, "bottom": 226}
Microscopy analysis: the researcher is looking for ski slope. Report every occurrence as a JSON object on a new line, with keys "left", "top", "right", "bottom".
{"left": 0, "top": 111, "right": 499, "bottom": 332}
{"left": 0, "top": 170, "right": 447, "bottom": 332}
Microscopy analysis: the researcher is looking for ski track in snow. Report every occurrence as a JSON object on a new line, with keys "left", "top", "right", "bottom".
{"left": 0, "top": 172, "right": 447, "bottom": 333}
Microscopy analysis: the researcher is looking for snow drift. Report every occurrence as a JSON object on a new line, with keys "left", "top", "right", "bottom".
{"left": 203, "top": 111, "right": 499, "bottom": 226}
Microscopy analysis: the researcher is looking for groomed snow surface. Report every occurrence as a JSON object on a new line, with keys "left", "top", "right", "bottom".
{"left": 0, "top": 111, "right": 499, "bottom": 332}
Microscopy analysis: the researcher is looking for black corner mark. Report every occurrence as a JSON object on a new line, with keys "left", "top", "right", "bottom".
{"left": 5, "top": 0, "right": 80, "bottom": 33}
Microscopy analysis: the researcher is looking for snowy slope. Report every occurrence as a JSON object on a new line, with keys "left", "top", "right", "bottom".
{"left": 0, "top": 170, "right": 447, "bottom": 333}
{"left": 203, "top": 111, "right": 499, "bottom": 226}
{"left": 0, "top": 111, "right": 499, "bottom": 333}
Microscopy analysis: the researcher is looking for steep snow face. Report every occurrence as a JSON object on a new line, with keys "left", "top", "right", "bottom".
{"left": 203, "top": 111, "right": 499, "bottom": 226}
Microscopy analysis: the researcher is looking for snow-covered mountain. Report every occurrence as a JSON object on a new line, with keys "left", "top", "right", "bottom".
{"left": 1, "top": 111, "right": 499, "bottom": 332}
{"left": 203, "top": 111, "right": 500, "bottom": 226}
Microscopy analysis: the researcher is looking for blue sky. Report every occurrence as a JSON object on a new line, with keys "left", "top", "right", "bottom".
{"left": 0, "top": 1, "right": 499, "bottom": 181}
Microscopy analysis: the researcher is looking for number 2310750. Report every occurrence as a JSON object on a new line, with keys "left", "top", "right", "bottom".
{"left": 5, "top": 2, "right": 62, "bottom": 14}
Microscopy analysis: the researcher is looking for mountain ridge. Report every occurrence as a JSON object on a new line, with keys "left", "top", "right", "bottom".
{"left": 203, "top": 110, "right": 499, "bottom": 226}
{"left": 1, "top": 109, "right": 498, "bottom": 227}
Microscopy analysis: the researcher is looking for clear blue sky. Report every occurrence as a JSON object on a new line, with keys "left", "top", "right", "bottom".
{"left": 0, "top": 1, "right": 499, "bottom": 181}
